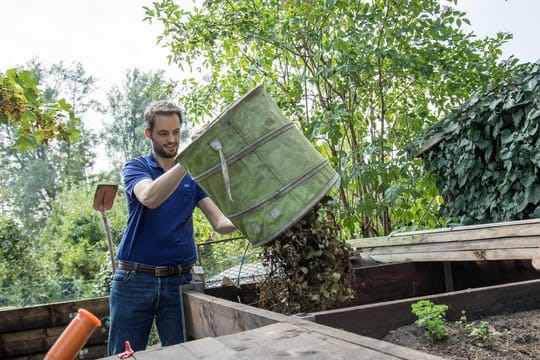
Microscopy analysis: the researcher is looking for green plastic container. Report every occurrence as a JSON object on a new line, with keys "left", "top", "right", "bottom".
{"left": 177, "top": 85, "right": 339, "bottom": 247}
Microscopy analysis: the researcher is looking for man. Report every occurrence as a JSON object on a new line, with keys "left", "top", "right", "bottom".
{"left": 108, "top": 100, "right": 236, "bottom": 355}
{"left": 533, "top": 246, "right": 540, "bottom": 271}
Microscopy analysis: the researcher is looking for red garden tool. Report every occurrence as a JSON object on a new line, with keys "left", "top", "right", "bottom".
{"left": 93, "top": 184, "right": 118, "bottom": 272}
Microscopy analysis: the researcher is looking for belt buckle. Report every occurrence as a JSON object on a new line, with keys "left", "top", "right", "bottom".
{"left": 154, "top": 266, "right": 168, "bottom": 277}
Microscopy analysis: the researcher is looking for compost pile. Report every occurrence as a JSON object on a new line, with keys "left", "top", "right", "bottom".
{"left": 384, "top": 309, "right": 540, "bottom": 359}
{"left": 257, "top": 196, "right": 355, "bottom": 314}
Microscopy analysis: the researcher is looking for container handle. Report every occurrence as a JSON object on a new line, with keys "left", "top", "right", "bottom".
{"left": 210, "top": 139, "right": 233, "bottom": 201}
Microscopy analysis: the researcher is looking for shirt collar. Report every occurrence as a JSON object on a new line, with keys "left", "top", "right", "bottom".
{"left": 144, "top": 151, "right": 162, "bottom": 169}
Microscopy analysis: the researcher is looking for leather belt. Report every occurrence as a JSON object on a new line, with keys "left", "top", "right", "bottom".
{"left": 118, "top": 260, "right": 193, "bottom": 277}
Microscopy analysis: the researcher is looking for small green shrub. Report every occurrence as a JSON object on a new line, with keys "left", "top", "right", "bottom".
{"left": 411, "top": 300, "right": 449, "bottom": 340}
{"left": 455, "top": 310, "right": 500, "bottom": 346}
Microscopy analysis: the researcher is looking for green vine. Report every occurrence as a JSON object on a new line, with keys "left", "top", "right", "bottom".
{"left": 422, "top": 62, "right": 540, "bottom": 224}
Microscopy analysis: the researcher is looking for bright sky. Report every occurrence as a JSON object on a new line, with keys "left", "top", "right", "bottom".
{"left": 1, "top": 0, "right": 539, "bottom": 102}
{"left": 0, "top": 0, "right": 179, "bottom": 93}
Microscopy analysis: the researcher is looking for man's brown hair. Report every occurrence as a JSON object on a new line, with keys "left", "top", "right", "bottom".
{"left": 144, "top": 101, "right": 183, "bottom": 131}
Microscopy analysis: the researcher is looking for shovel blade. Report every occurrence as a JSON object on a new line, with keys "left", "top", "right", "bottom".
{"left": 93, "top": 184, "right": 118, "bottom": 213}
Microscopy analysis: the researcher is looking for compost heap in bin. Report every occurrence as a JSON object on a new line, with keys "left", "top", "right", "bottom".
{"left": 257, "top": 195, "right": 355, "bottom": 314}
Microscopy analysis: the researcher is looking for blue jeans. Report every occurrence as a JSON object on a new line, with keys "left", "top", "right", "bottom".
{"left": 107, "top": 267, "right": 192, "bottom": 355}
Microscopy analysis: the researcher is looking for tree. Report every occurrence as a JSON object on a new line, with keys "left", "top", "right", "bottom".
{"left": 39, "top": 183, "right": 127, "bottom": 300}
{"left": 145, "top": 0, "right": 516, "bottom": 237}
{"left": 0, "top": 218, "right": 48, "bottom": 306}
{"left": 0, "top": 67, "right": 79, "bottom": 151}
{"left": 0, "top": 60, "right": 98, "bottom": 232}
{"left": 101, "top": 68, "right": 178, "bottom": 169}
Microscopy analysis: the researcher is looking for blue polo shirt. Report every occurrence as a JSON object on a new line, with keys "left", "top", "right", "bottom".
{"left": 116, "top": 151, "right": 207, "bottom": 266}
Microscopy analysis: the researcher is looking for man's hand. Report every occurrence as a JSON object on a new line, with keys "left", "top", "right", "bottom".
{"left": 198, "top": 197, "right": 237, "bottom": 235}
{"left": 533, "top": 246, "right": 540, "bottom": 271}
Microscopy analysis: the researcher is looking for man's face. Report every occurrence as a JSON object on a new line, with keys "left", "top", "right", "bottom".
{"left": 148, "top": 114, "right": 181, "bottom": 159}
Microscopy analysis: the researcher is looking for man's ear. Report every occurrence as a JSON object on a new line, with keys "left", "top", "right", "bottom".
{"left": 144, "top": 127, "right": 152, "bottom": 139}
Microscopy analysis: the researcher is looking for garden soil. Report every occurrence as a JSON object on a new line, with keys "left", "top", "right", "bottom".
{"left": 384, "top": 309, "right": 540, "bottom": 359}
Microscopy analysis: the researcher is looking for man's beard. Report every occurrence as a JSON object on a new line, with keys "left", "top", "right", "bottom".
{"left": 153, "top": 142, "right": 178, "bottom": 158}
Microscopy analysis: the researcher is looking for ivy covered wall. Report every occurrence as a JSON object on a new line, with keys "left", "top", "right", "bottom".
{"left": 421, "top": 62, "right": 540, "bottom": 225}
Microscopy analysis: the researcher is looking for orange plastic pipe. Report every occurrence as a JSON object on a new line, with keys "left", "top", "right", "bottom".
{"left": 45, "top": 308, "right": 102, "bottom": 360}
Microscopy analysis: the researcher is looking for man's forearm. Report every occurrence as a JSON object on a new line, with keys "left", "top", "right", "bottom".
{"left": 135, "top": 164, "right": 186, "bottom": 208}
{"left": 215, "top": 217, "right": 237, "bottom": 234}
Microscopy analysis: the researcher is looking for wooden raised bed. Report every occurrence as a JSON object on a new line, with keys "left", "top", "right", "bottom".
{"left": 98, "top": 291, "right": 443, "bottom": 359}
{"left": 1, "top": 219, "right": 538, "bottom": 359}
{"left": 0, "top": 297, "right": 109, "bottom": 359}
{"left": 1, "top": 259, "right": 537, "bottom": 359}
{"left": 311, "top": 278, "right": 540, "bottom": 339}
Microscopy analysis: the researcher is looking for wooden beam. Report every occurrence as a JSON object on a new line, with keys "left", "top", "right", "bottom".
{"left": 216, "top": 322, "right": 408, "bottom": 359}
{"left": 347, "top": 219, "right": 540, "bottom": 263}
{"left": 182, "top": 291, "right": 442, "bottom": 360}
{"left": 311, "top": 278, "right": 540, "bottom": 339}
{"left": 183, "top": 291, "right": 289, "bottom": 339}
{"left": 361, "top": 248, "right": 537, "bottom": 263}
{"left": 0, "top": 324, "right": 107, "bottom": 357}
{"left": 347, "top": 219, "right": 540, "bottom": 248}
{"left": 417, "top": 122, "right": 460, "bottom": 156}
{"left": 354, "top": 237, "right": 540, "bottom": 254}
{"left": 0, "top": 297, "right": 109, "bottom": 334}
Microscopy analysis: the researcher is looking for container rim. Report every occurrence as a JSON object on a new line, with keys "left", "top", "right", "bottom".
{"left": 176, "top": 84, "right": 265, "bottom": 163}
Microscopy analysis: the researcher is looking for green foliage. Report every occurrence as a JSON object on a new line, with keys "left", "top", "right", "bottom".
{"left": 454, "top": 311, "right": 500, "bottom": 346}
{"left": 411, "top": 299, "right": 449, "bottom": 341}
{"left": 465, "top": 321, "right": 500, "bottom": 346}
{"left": 0, "top": 68, "right": 80, "bottom": 151}
{"left": 101, "top": 68, "right": 178, "bottom": 168}
{"left": 0, "top": 60, "right": 98, "bottom": 234}
{"left": 39, "top": 183, "right": 127, "bottom": 299}
{"left": 0, "top": 218, "right": 50, "bottom": 306}
{"left": 146, "top": 0, "right": 515, "bottom": 237}
{"left": 422, "top": 62, "right": 540, "bottom": 224}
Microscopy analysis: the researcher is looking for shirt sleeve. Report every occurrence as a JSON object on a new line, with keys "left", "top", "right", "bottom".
{"left": 195, "top": 181, "right": 208, "bottom": 202}
{"left": 123, "top": 158, "right": 152, "bottom": 199}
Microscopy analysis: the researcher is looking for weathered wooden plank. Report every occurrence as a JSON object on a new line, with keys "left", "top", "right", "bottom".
{"left": 98, "top": 322, "right": 442, "bottom": 360}
{"left": 362, "top": 248, "right": 537, "bottom": 262}
{"left": 108, "top": 343, "right": 200, "bottom": 359}
{"left": 182, "top": 292, "right": 443, "bottom": 360}
{"left": 311, "top": 278, "right": 540, "bottom": 340}
{"left": 296, "top": 322, "right": 442, "bottom": 360}
{"left": 0, "top": 324, "right": 107, "bottom": 357}
{"left": 356, "top": 236, "right": 540, "bottom": 254}
{"left": 183, "top": 291, "right": 290, "bottom": 339}
{"left": 417, "top": 122, "right": 459, "bottom": 155}
{"left": 4, "top": 343, "right": 107, "bottom": 360}
{"left": 216, "top": 322, "right": 402, "bottom": 359}
{"left": 181, "top": 337, "right": 238, "bottom": 358}
{"left": 97, "top": 337, "right": 242, "bottom": 360}
{"left": 347, "top": 218, "right": 540, "bottom": 248}
{"left": 0, "top": 297, "right": 109, "bottom": 333}
{"left": 346, "top": 262, "right": 446, "bottom": 306}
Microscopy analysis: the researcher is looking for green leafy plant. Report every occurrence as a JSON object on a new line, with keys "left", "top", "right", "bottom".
{"left": 0, "top": 68, "right": 80, "bottom": 151}
{"left": 455, "top": 311, "right": 500, "bottom": 346}
{"left": 422, "top": 62, "right": 540, "bottom": 224}
{"left": 411, "top": 300, "right": 449, "bottom": 341}
{"left": 145, "top": 0, "right": 514, "bottom": 238}
{"left": 465, "top": 321, "right": 500, "bottom": 346}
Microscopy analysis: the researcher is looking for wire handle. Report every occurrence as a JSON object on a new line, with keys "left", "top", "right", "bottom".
{"left": 210, "top": 139, "right": 233, "bottom": 202}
